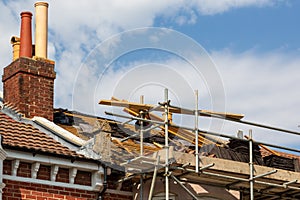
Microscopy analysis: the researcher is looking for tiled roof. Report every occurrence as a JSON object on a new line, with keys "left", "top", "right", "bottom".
{"left": 260, "top": 147, "right": 300, "bottom": 159}
{"left": 0, "top": 112, "right": 82, "bottom": 158}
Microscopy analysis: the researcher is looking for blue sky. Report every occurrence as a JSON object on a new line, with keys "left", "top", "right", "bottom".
{"left": 0, "top": 0, "right": 300, "bottom": 149}
{"left": 169, "top": 2, "right": 300, "bottom": 52}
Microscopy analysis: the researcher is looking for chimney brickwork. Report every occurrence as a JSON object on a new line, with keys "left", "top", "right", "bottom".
{"left": 2, "top": 57, "right": 56, "bottom": 121}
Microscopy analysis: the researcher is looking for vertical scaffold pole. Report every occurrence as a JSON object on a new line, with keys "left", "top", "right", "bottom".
{"left": 139, "top": 95, "right": 144, "bottom": 200}
{"left": 195, "top": 90, "right": 199, "bottom": 173}
{"left": 164, "top": 89, "right": 169, "bottom": 200}
{"left": 148, "top": 155, "right": 160, "bottom": 200}
{"left": 249, "top": 129, "right": 254, "bottom": 200}
{"left": 140, "top": 95, "right": 144, "bottom": 156}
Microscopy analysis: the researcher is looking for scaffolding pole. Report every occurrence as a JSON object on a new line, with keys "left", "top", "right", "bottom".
{"left": 171, "top": 163, "right": 214, "bottom": 173}
{"left": 140, "top": 95, "right": 144, "bottom": 200}
{"left": 140, "top": 175, "right": 143, "bottom": 200}
{"left": 164, "top": 88, "right": 169, "bottom": 200}
{"left": 161, "top": 103, "right": 300, "bottom": 140}
{"left": 195, "top": 90, "right": 199, "bottom": 173}
{"left": 249, "top": 130, "right": 254, "bottom": 200}
{"left": 105, "top": 111, "right": 165, "bottom": 125}
{"left": 148, "top": 155, "right": 160, "bottom": 200}
{"left": 140, "top": 95, "right": 144, "bottom": 156}
{"left": 170, "top": 174, "right": 198, "bottom": 200}
{"left": 167, "top": 104, "right": 300, "bottom": 137}
{"left": 168, "top": 122, "right": 300, "bottom": 155}
{"left": 101, "top": 89, "right": 300, "bottom": 199}
{"left": 106, "top": 110, "right": 300, "bottom": 155}
{"left": 196, "top": 170, "right": 300, "bottom": 191}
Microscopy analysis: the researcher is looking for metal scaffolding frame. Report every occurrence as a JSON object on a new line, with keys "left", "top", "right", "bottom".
{"left": 101, "top": 88, "right": 300, "bottom": 200}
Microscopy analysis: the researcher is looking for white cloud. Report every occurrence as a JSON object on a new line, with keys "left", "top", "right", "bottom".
{"left": 211, "top": 49, "right": 300, "bottom": 146}
{"left": 0, "top": 1, "right": 23, "bottom": 69}
{"left": 0, "top": 0, "right": 285, "bottom": 93}
{"left": 0, "top": 0, "right": 297, "bottom": 148}
{"left": 69, "top": 38, "right": 300, "bottom": 147}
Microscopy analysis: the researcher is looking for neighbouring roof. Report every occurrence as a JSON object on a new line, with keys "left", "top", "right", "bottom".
{"left": 0, "top": 111, "right": 83, "bottom": 159}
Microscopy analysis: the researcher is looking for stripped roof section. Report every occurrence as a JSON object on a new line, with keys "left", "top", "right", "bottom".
{"left": 0, "top": 111, "right": 83, "bottom": 158}
{"left": 53, "top": 106, "right": 300, "bottom": 172}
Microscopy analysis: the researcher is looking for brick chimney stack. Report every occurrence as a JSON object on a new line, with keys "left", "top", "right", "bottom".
{"left": 2, "top": 2, "right": 55, "bottom": 121}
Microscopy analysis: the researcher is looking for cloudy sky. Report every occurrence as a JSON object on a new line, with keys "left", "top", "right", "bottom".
{"left": 0, "top": 0, "right": 300, "bottom": 149}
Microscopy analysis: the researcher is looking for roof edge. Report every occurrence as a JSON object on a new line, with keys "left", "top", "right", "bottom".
{"left": 32, "top": 116, "right": 86, "bottom": 146}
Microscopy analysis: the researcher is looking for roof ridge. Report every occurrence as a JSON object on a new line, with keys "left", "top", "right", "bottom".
{"left": 32, "top": 116, "right": 86, "bottom": 146}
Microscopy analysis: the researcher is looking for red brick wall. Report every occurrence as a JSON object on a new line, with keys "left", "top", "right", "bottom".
{"left": 2, "top": 57, "right": 56, "bottom": 121}
{"left": 37, "top": 165, "right": 51, "bottom": 180}
{"left": 17, "top": 162, "right": 31, "bottom": 177}
{"left": 2, "top": 160, "right": 98, "bottom": 200}
{"left": 3, "top": 180, "right": 97, "bottom": 200}
{"left": 75, "top": 171, "right": 92, "bottom": 186}
{"left": 3, "top": 181, "right": 132, "bottom": 200}
{"left": 56, "top": 168, "right": 69, "bottom": 183}
{"left": 2, "top": 160, "right": 132, "bottom": 200}
{"left": 3, "top": 160, "right": 11, "bottom": 175}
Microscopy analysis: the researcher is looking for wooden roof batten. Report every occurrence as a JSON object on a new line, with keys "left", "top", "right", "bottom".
{"left": 99, "top": 99, "right": 245, "bottom": 120}
{"left": 98, "top": 90, "right": 300, "bottom": 200}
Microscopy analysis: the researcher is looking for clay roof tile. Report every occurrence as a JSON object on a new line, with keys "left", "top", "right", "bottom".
{"left": 0, "top": 112, "right": 84, "bottom": 158}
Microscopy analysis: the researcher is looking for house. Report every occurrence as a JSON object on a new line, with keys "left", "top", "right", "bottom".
{"left": 1, "top": 2, "right": 300, "bottom": 200}
{"left": 0, "top": 2, "right": 131, "bottom": 200}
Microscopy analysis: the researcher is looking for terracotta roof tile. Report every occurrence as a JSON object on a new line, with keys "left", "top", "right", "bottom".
{"left": 0, "top": 112, "right": 83, "bottom": 158}
{"left": 260, "top": 147, "right": 300, "bottom": 160}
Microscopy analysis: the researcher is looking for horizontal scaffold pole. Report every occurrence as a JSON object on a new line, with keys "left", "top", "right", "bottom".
{"left": 104, "top": 111, "right": 300, "bottom": 154}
